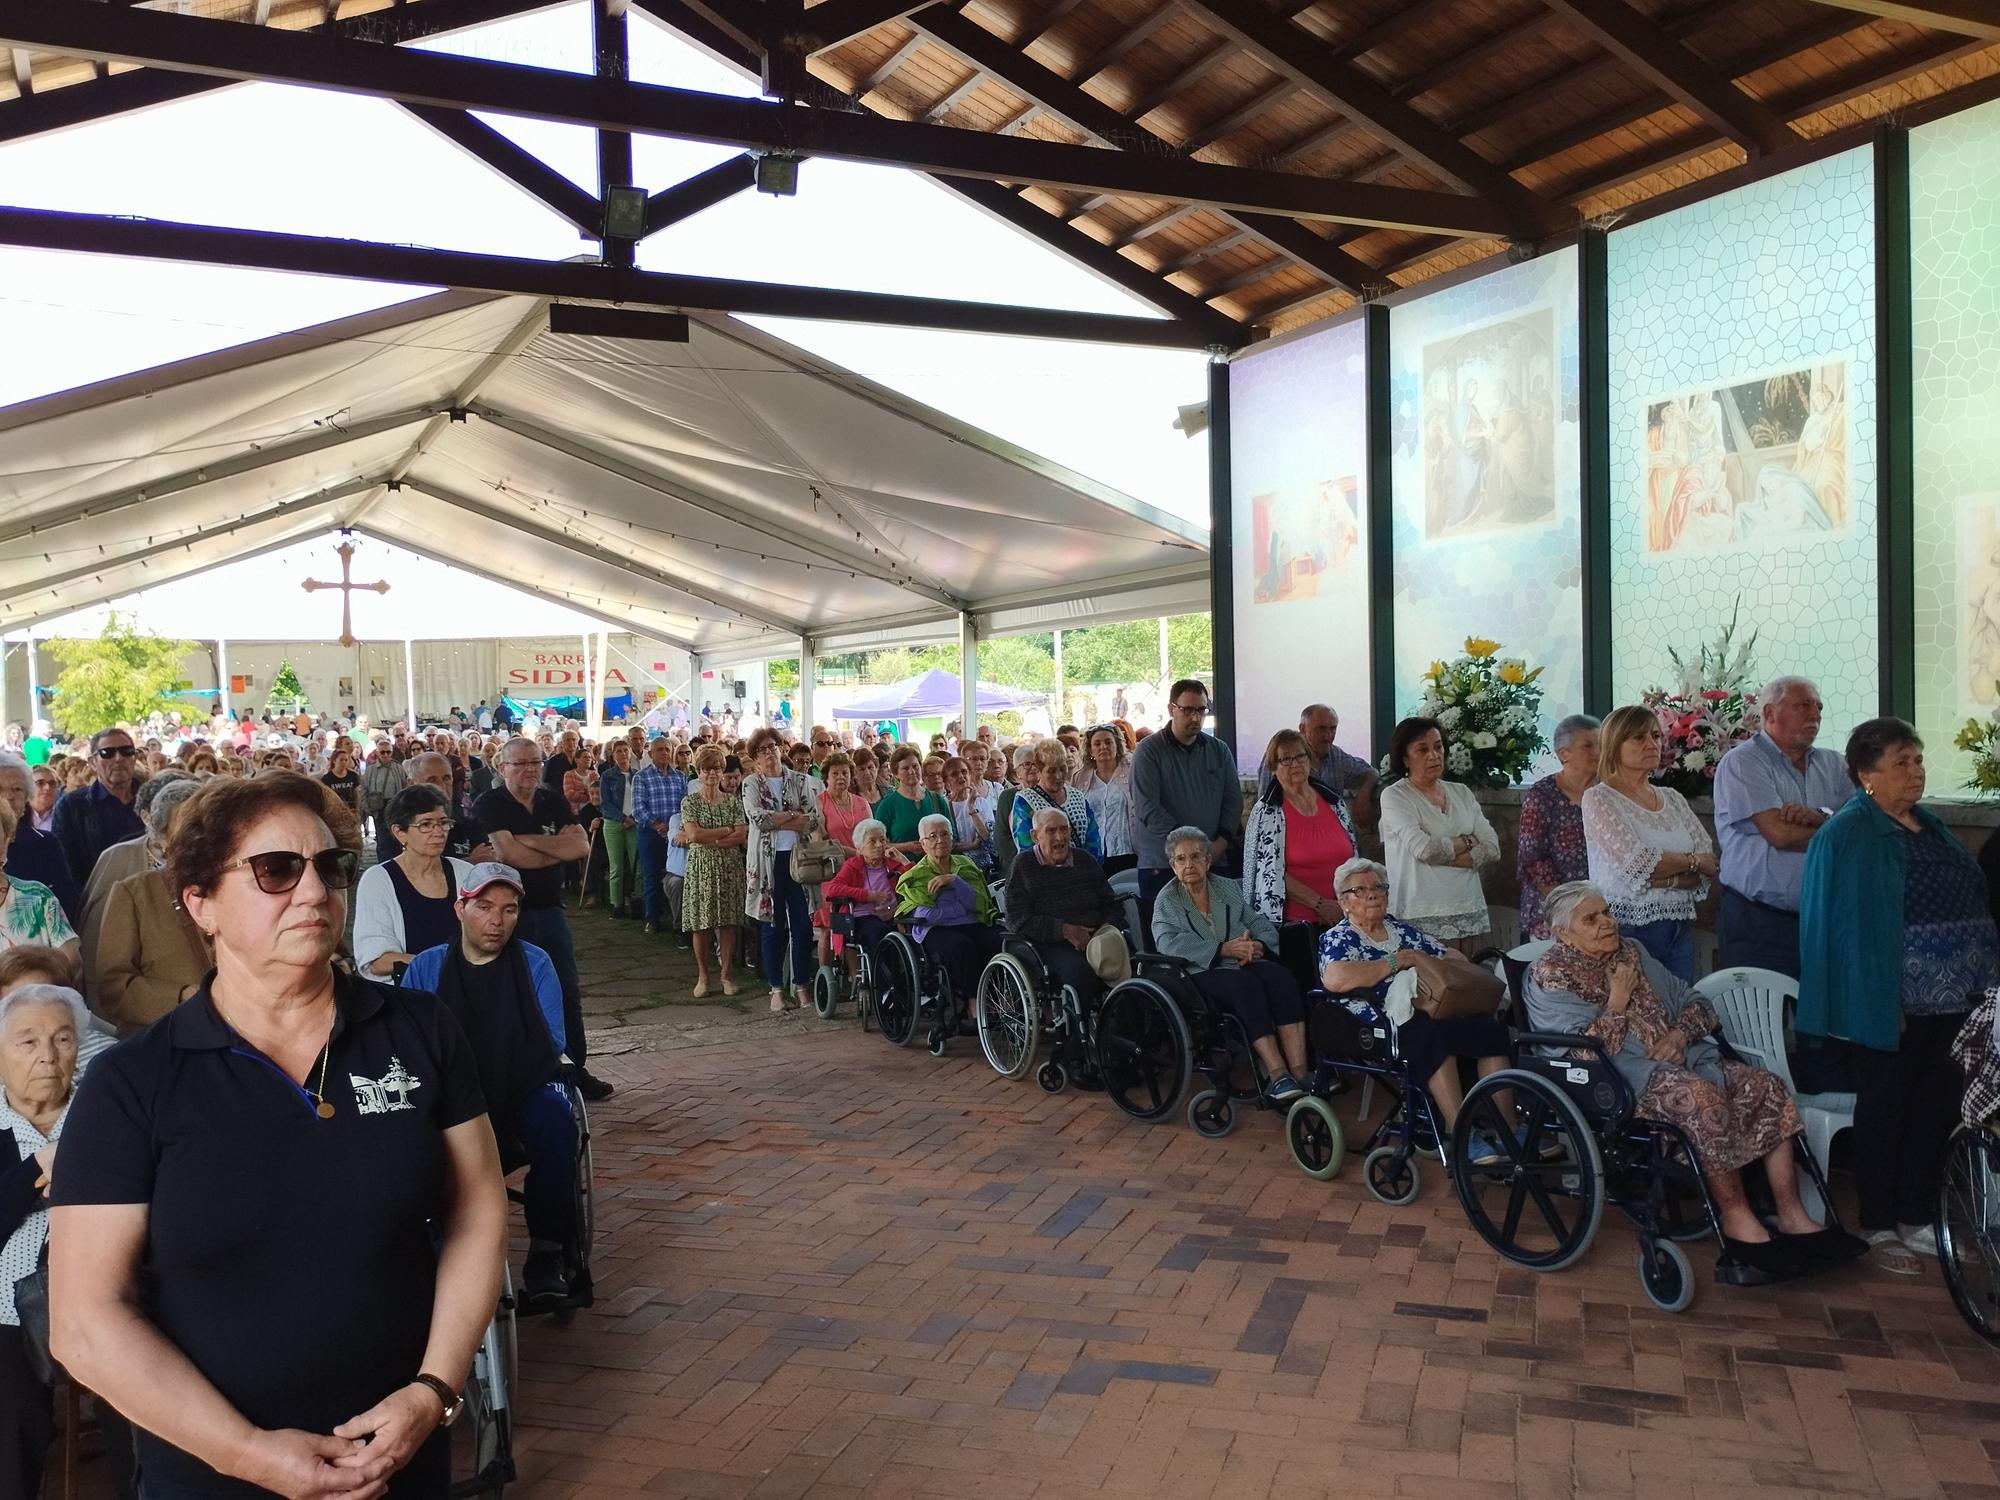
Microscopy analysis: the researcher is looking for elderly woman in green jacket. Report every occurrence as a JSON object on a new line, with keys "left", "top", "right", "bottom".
{"left": 1799, "top": 717, "right": 2000, "bottom": 1275}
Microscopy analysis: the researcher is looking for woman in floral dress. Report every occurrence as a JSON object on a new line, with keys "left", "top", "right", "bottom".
{"left": 1516, "top": 714, "right": 1599, "bottom": 939}
{"left": 676, "top": 744, "right": 748, "bottom": 997}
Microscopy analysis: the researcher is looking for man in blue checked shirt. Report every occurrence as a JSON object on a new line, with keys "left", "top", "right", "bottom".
{"left": 631, "top": 734, "right": 689, "bottom": 937}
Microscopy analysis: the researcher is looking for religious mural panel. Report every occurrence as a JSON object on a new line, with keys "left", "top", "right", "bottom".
{"left": 1228, "top": 314, "right": 1372, "bottom": 771}
{"left": 1419, "top": 307, "right": 1559, "bottom": 541}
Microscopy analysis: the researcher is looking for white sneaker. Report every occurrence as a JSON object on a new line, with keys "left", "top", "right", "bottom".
{"left": 1900, "top": 1224, "right": 1939, "bottom": 1257}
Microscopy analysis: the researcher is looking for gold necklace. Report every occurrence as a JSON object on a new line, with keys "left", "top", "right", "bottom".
{"left": 215, "top": 995, "right": 338, "bottom": 1120}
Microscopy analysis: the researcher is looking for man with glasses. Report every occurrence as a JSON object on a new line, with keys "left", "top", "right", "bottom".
{"left": 475, "top": 743, "right": 611, "bottom": 1100}
{"left": 1258, "top": 703, "right": 1379, "bottom": 831}
{"left": 1128, "top": 678, "right": 1241, "bottom": 911}
{"left": 51, "top": 728, "right": 146, "bottom": 887}
{"left": 631, "top": 736, "right": 689, "bottom": 936}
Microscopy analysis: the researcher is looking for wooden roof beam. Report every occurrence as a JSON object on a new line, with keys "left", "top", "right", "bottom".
{"left": 1176, "top": 0, "right": 1571, "bottom": 236}
{"left": 1541, "top": 0, "right": 1799, "bottom": 156}
{"left": 1064, "top": 0, "right": 1181, "bottom": 85}
{"left": 801, "top": 0, "right": 929, "bottom": 54}
{"left": 920, "top": 64, "right": 985, "bottom": 122}
{"left": 1799, "top": 0, "right": 2000, "bottom": 40}
{"left": 1112, "top": 201, "right": 1202, "bottom": 247}
{"left": 1183, "top": 77, "right": 1295, "bottom": 152}
{"left": 853, "top": 31, "right": 923, "bottom": 93}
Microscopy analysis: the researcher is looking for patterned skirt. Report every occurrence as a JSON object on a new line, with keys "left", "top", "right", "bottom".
{"left": 1637, "top": 1059, "right": 1801, "bottom": 1174}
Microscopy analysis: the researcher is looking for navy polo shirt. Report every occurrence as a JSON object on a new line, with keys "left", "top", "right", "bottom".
{"left": 53, "top": 970, "right": 486, "bottom": 1497}
{"left": 471, "top": 785, "right": 574, "bottom": 910}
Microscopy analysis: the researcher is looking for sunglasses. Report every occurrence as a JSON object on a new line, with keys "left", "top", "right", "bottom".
{"left": 221, "top": 847, "right": 361, "bottom": 895}
{"left": 97, "top": 745, "right": 138, "bottom": 759}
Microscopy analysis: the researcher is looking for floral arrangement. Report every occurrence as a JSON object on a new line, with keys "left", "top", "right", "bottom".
{"left": 1396, "top": 637, "right": 1548, "bottom": 788}
{"left": 1953, "top": 717, "right": 2000, "bottom": 795}
{"left": 1639, "top": 603, "right": 1760, "bottom": 800}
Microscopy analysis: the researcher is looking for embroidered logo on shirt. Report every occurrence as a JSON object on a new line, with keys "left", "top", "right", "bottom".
{"left": 350, "top": 1056, "right": 423, "bottom": 1115}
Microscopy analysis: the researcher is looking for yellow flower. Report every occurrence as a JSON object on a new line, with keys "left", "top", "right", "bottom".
{"left": 1425, "top": 660, "right": 1446, "bottom": 682}
{"left": 1958, "top": 720, "right": 1986, "bottom": 752}
{"left": 1497, "top": 662, "right": 1525, "bottom": 685}
{"left": 1464, "top": 636, "right": 1501, "bottom": 659}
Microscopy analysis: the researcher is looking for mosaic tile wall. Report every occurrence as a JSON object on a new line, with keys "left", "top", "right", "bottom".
{"left": 1389, "top": 246, "right": 1583, "bottom": 761}
{"left": 1912, "top": 98, "right": 2000, "bottom": 792}
{"left": 1228, "top": 314, "right": 1371, "bottom": 772}
{"left": 1607, "top": 146, "right": 1879, "bottom": 738}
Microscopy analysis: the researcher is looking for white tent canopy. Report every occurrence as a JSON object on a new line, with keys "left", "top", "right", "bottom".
{"left": 0, "top": 287, "right": 1210, "bottom": 669}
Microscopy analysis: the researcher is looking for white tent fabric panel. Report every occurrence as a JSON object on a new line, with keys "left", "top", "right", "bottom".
{"left": 0, "top": 289, "right": 1211, "bottom": 650}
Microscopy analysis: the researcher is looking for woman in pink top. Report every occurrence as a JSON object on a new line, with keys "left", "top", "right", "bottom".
{"left": 1245, "top": 728, "right": 1359, "bottom": 929}
{"left": 813, "top": 752, "right": 874, "bottom": 967}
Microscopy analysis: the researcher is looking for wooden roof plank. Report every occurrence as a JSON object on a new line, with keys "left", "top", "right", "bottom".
{"left": 1801, "top": 0, "right": 2000, "bottom": 41}
{"left": 1542, "top": 0, "right": 1800, "bottom": 154}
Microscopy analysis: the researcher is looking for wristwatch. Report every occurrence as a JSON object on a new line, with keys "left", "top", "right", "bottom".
{"left": 411, "top": 1373, "right": 464, "bottom": 1427}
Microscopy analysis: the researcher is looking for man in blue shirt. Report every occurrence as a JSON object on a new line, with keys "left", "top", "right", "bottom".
{"left": 1711, "top": 676, "right": 1853, "bottom": 978}
{"left": 630, "top": 734, "right": 689, "bottom": 937}
{"left": 403, "top": 863, "right": 580, "bottom": 1309}
{"left": 50, "top": 727, "right": 146, "bottom": 888}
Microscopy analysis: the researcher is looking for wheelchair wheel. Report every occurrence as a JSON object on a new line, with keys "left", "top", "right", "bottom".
{"left": 1364, "top": 1145, "right": 1421, "bottom": 1205}
{"left": 1037, "top": 1060, "right": 1067, "bottom": 1093}
{"left": 1937, "top": 1125, "right": 2000, "bottom": 1347}
{"left": 1450, "top": 1068, "right": 1604, "bottom": 1272}
{"left": 1094, "top": 977, "right": 1194, "bottom": 1123}
{"left": 1286, "top": 1095, "right": 1346, "bottom": 1181}
{"left": 567, "top": 1083, "right": 596, "bottom": 1291}
{"left": 976, "top": 953, "right": 1040, "bottom": 1079}
{"left": 1638, "top": 1237, "right": 1695, "bottom": 1314}
{"left": 453, "top": 1272, "right": 518, "bottom": 1497}
{"left": 873, "top": 933, "right": 922, "bottom": 1047}
{"left": 811, "top": 965, "right": 842, "bottom": 1020}
{"left": 1187, "top": 1087, "right": 1236, "bottom": 1138}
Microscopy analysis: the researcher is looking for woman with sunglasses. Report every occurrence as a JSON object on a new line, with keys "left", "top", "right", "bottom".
{"left": 48, "top": 771, "right": 505, "bottom": 1500}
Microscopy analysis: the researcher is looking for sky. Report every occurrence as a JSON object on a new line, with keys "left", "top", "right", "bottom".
{"left": 0, "top": 2, "right": 1213, "bottom": 641}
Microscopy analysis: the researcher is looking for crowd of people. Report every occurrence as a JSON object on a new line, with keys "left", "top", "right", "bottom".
{"left": 3, "top": 666, "right": 2000, "bottom": 1500}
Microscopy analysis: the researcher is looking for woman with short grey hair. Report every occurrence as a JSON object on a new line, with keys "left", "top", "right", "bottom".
{"left": 1517, "top": 713, "right": 1601, "bottom": 939}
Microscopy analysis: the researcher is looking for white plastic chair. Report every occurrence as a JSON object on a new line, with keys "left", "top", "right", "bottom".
{"left": 1694, "top": 966, "right": 1856, "bottom": 1223}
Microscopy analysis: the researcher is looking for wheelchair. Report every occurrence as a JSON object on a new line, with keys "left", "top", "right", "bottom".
{"left": 1282, "top": 991, "right": 1454, "bottom": 1204}
{"left": 1445, "top": 1028, "right": 1842, "bottom": 1313}
{"left": 500, "top": 1075, "right": 596, "bottom": 1310}
{"left": 1938, "top": 1121, "right": 2000, "bottom": 1347}
{"left": 452, "top": 1265, "right": 519, "bottom": 1497}
{"left": 811, "top": 897, "right": 881, "bottom": 1027}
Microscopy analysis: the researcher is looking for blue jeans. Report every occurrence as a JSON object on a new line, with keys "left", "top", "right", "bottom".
{"left": 638, "top": 825, "right": 672, "bottom": 925}
{"left": 759, "top": 855, "right": 815, "bottom": 988}
{"left": 513, "top": 1083, "right": 579, "bottom": 1251}
{"left": 517, "top": 905, "right": 585, "bottom": 1064}
{"left": 1621, "top": 917, "right": 1696, "bottom": 983}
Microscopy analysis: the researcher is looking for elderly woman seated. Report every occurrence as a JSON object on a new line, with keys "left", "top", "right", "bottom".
{"left": 1527, "top": 880, "right": 1860, "bottom": 1277}
{"left": 822, "top": 819, "right": 909, "bottom": 963}
{"left": 1152, "top": 825, "right": 1308, "bottom": 1103}
{"left": 1, "top": 977, "right": 109, "bottom": 1500}
{"left": 1004, "top": 806, "right": 1126, "bottom": 1006}
{"left": 1317, "top": 856, "right": 1512, "bottom": 1153}
{"left": 896, "top": 815, "right": 1002, "bottom": 1008}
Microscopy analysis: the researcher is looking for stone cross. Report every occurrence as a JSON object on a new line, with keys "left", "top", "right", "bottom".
{"left": 303, "top": 537, "right": 389, "bottom": 648}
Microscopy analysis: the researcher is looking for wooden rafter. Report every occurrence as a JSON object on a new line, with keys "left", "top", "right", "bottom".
{"left": 1799, "top": 0, "right": 2000, "bottom": 40}
{"left": 1541, "top": 0, "right": 1799, "bottom": 156}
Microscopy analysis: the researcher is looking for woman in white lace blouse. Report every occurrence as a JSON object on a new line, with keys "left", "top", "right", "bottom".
{"left": 1581, "top": 705, "right": 1717, "bottom": 982}
{"left": 1378, "top": 717, "right": 1500, "bottom": 949}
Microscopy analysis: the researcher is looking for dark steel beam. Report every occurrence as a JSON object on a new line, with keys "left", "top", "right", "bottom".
{"left": 1540, "top": 0, "right": 1798, "bottom": 156}
{"left": 547, "top": 303, "right": 691, "bottom": 340}
{"left": 940, "top": 179, "right": 1245, "bottom": 343}
{"left": 801, "top": 0, "right": 929, "bottom": 54}
{"left": 0, "top": 1, "right": 1513, "bottom": 233}
{"left": 593, "top": 0, "right": 636, "bottom": 266}
{"left": 1175, "top": 0, "right": 1568, "bottom": 236}
{"left": 401, "top": 104, "right": 602, "bottom": 232}
{"left": 1801, "top": 0, "right": 2000, "bottom": 39}
{"left": 0, "top": 204, "right": 1228, "bottom": 349}
{"left": 908, "top": 6, "right": 1378, "bottom": 291}
{"left": 643, "top": 152, "right": 756, "bottom": 232}
{"left": 0, "top": 0, "right": 564, "bottom": 145}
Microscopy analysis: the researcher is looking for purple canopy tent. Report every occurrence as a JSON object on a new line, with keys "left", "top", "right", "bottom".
{"left": 826, "top": 669, "right": 1044, "bottom": 721}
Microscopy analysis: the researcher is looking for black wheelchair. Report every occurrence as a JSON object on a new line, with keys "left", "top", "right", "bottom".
{"left": 1281, "top": 992, "right": 1454, "bottom": 1204}
{"left": 453, "top": 1078, "right": 595, "bottom": 1497}
{"left": 1445, "top": 1029, "right": 1843, "bottom": 1313}
{"left": 811, "top": 897, "right": 882, "bottom": 1028}
{"left": 974, "top": 937, "right": 1197, "bottom": 1124}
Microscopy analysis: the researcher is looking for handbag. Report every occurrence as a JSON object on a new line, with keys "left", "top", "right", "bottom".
{"left": 1408, "top": 949, "right": 1505, "bottom": 1022}
{"left": 14, "top": 1253, "right": 57, "bottom": 1386}
{"left": 787, "top": 836, "right": 841, "bottom": 886}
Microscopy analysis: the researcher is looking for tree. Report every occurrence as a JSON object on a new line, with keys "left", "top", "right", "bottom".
{"left": 267, "top": 661, "right": 308, "bottom": 714}
{"left": 977, "top": 635, "right": 1054, "bottom": 691}
{"left": 768, "top": 658, "right": 799, "bottom": 692}
{"left": 44, "top": 612, "right": 195, "bottom": 736}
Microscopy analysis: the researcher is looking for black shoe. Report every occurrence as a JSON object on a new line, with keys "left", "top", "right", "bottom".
{"left": 523, "top": 1247, "right": 570, "bottom": 1309}
{"left": 607, "top": 906, "right": 625, "bottom": 920}
{"left": 573, "top": 1068, "right": 614, "bottom": 1102}
{"left": 1777, "top": 1226, "right": 1870, "bottom": 1265}
{"left": 1717, "top": 1234, "right": 1808, "bottom": 1284}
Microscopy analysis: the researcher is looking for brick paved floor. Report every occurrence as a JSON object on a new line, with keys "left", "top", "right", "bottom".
{"left": 508, "top": 1011, "right": 2000, "bottom": 1500}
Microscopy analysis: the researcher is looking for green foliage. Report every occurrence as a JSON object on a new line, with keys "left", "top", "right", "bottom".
{"left": 767, "top": 658, "right": 800, "bottom": 692}
{"left": 43, "top": 612, "right": 195, "bottom": 736}
{"left": 267, "top": 661, "right": 308, "bottom": 713}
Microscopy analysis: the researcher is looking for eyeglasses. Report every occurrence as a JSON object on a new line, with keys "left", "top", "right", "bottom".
{"left": 1171, "top": 700, "right": 1208, "bottom": 716}
{"left": 1339, "top": 884, "right": 1388, "bottom": 897}
{"left": 812, "top": 740, "right": 833, "bottom": 748}
{"left": 221, "top": 847, "right": 361, "bottom": 895}
{"left": 97, "top": 745, "right": 137, "bottom": 759}
{"left": 407, "top": 817, "right": 452, "bottom": 834}
{"left": 1274, "top": 752, "right": 1311, "bottom": 767}
{"left": 501, "top": 756, "right": 542, "bottom": 769}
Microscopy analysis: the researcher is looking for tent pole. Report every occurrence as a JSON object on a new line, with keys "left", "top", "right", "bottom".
{"left": 25, "top": 635, "right": 38, "bottom": 726}
{"left": 1053, "top": 628, "right": 1064, "bottom": 728}
{"left": 798, "top": 636, "right": 816, "bottom": 741}
{"left": 0, "top": 636, "right": 9, "bottom": 729}
{"left": 217, "top": 638, "right": 231, "bottom": 722}
{"left": 959, "top": 613, "right": 978, "bottom": 748}
{"left": 404, "top": 637, "right": 417, "bottom": 728}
